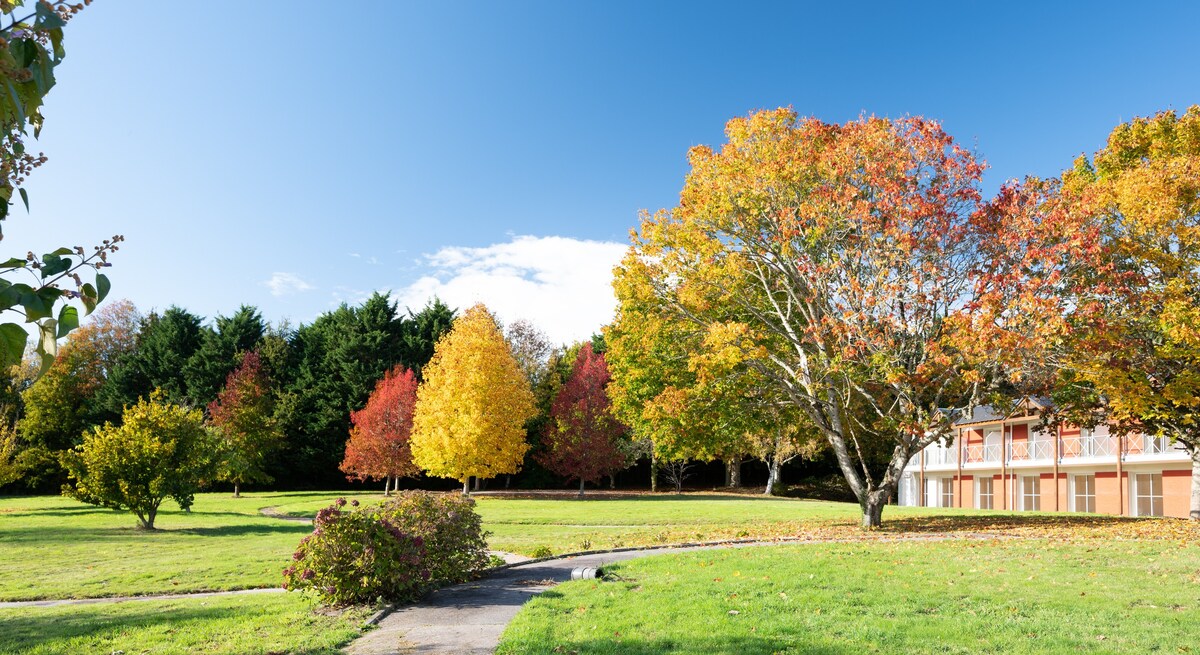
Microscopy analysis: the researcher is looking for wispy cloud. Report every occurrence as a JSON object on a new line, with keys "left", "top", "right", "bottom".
{"left": 398, "top": 235, "right": 628, "bottom": 345}
{"left": 264, "top": 272, "right": 315, "bottom": 297}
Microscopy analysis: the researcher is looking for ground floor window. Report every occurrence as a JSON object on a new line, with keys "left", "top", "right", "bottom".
{"left": 976, "top": 477, "right": 993, "bottom": 509}
{"left": 1021, "top": 475, "right": 1040, "bottom": 511}
{"left": 1071, "top": 474, "right": 1095, "bottom": 513}
{"left": 940, "top": 478, "right": 954, "bottom": 508}
{"left": 1133, "top": 473, "right": 1164, "bottom": 516}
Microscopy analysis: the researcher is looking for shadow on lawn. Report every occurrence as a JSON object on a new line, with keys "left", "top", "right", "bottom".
{"left": 0, "top": 603, "right": 346, "bottom": 655}
{"left": 501, "top": 635, "right": 851, "bottom": 655}
{"left": 878, "top": 512, "right": 1158, "bottom": 534}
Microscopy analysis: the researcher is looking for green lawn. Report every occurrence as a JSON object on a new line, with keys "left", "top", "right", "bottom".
{"left": 4, "top": 490, "right": 1197, "bottom": 654}
{"left": 498, "top": 539, "right": 1200, "bottom": 654}
{"left": 0, "top": 491, "right": 371, "bottom": 601}
{"left": 0, "top": 593, "right": 370, "bottom": 655}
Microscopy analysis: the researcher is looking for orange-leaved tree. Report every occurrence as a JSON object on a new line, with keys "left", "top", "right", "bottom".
{"left": 410, "top": 303, "right": 535, "bottom": 494}
{"left": 1052, "top": 106, "right": 1200, "bottom": 519}
{"left": 537, "top": 343, "right": 627, "bottom": 496}
{"left": 614, "top": 108, "right": 1073, "bottom": 527}
{"left": 340, "top": 365, "right": 421, "bottom": 495}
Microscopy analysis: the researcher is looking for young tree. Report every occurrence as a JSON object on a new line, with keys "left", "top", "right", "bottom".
{"left": 615, "top": 109, "right": 1066, "bottom": 526}
{"left": 1052, "top": 106, "right": 1200, "bottom": 519}
{"left": 340, "top": 365, "right": 421, "bottom": 494}
{"left": 62, "top": 390, "right": 216, "bottom": 529}
{"left": 208, "top": 351, "right": 281, "bottom": 498}
{"left": 410, "top": 304, "right": 535, "bottom": 494}
{"left": 537, "top": 344, "right": 628, "bottom": 496}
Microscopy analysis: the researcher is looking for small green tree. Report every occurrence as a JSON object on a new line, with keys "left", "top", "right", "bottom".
{"left": 62, "top": 390, "right": 216, "bottom": 529}
{"left": 208, "top": 351, "right": 280, "bottom": 497}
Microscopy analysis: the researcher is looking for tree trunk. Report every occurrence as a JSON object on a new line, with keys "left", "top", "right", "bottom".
{"left": 764, "top": 456, "right": 781, "bottom": 496}
{"left": 650, "top": 453, "right": 658, "bottom": 493}
{"left": 1191, "top": 450, "right": 1200, "bottom": 520}
{"left": 578, "top": 478, "right": 586, "bottom": 498}
{"left": 462, "top": 478, "right": 470, "bottom": 496}
{"left": 140, "top": 506, "right": 157, "bottom": 530}
{"left": 474, "top": 476, "right": 482, "bottom": 492}
{"left": 233, "top": 483, "right": 240, "bottom": 498}
{"left": 505, "top": 474, "right": 512, "bottom": 489}
{"left": 725, "top": 457, "right": 742, "bottom": 488}
{"left": 609, "top": 474, "right": 616, "bottom": 489}
{"left": 861, "top": 486, "right": 892, "bottom": 529}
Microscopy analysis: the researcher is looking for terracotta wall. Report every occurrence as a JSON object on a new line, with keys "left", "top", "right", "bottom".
{"left": 1163, "top": 469, "right": 1192, "bottom": 518}
{"left": 1094, "top": 470, "right": 1124, "bottom": 515}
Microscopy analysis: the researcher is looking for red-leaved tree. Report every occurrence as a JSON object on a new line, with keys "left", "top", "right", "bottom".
{"left": 538, "top": 344, "right": 628, "bottom": 496}
{"left": 341, "top": 365, "right": 421, "bottom": 494}
{"left": 208, "top": 351, "right": 281, "bottom": 498}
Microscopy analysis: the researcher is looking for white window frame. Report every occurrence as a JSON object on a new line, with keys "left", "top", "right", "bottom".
{"left": 940, "top": 478, "right": 954, "bottom": 508}
{"left": 1131, "top": 472, "right": 1164, "bottom": 516}
{"left": 976, "top": 476, "right": 993, "bottom": 510}
{"left": 1020, "top": 475, "right": 1041, "bottom": 511}
{"left": 1070, "top": 474, "right": 1095, "bottom": 513}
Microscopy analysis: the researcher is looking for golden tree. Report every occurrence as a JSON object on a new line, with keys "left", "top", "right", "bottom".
{"left": 410, "top": 304, "right": 535, "bottom": 494}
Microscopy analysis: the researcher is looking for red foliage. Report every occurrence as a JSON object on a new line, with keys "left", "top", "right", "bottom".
{"left": 341, "top": 366, "right": 421, "bottom": 482}
{"left": 538, "top": 344, "right": 628, "bottom": 488}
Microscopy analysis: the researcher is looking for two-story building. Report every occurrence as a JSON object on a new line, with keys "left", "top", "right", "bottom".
{"left": 897, "top": 398, "right": 1194, "bottom": 518}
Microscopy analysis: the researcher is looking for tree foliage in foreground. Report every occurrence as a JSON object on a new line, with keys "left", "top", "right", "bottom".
{"left": 613, "top": 109, "right": 1069, "bottom": 526}
{"left": 340, "top": 365, "right": 421, "bottom": 493}
{"left": 208, "top": 351, "right": 281, "bottom": 498}
{"left": 538, "top": 343, "right": 628, "bottom": 495}
{"left": 0, "top": 1, "right": 120, "bottom": 372}
{"left": 1051, "top": 106, "right": 1200, "bottom": 520}
{"left": 411, "top": 303, "right": 535, "bottom": 493}
{"left": 62, "top": 390, "right": 216, "bottom": 529}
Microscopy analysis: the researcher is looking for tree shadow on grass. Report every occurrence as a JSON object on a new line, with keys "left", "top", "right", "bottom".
{"left": 877, "top": 512, "right": 1165, "bottom": 534}
{"left": 500, "top": 635, "right": 853, "bottom": 655}
{"left": 0, "top": 521, "right": 310, "bottom": 543}
{"left": 0, "top": 602, "right": 351, "bottom": 655}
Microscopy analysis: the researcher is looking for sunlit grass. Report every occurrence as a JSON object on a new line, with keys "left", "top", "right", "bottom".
{"left": 499, "top": 539, "right": 1200, "bottom": 654}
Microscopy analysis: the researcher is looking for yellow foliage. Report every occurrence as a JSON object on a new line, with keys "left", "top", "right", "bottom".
{"left": 410, "top": 304, "right": 536, "bottom": 484}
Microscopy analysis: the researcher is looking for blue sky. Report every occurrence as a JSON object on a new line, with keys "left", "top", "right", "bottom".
{"left": 9, "top": 1, "right": 1199, "bottom": 344}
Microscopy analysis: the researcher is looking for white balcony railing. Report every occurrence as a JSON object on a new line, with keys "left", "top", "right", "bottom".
{"left": 963, "top": 443, "right": 1001, "bottom": 464}
{"left": 1125, "top": 435, "right": 1188, "bottom": 457}
{"left": 923, "top": 446, "right": 958, "bottom": 466}
{"left": 1008, "top": 439, "right": 1053, "bottom": 462}
{"left": 1059, "top": 434, "right": 1116, "bottom": 459}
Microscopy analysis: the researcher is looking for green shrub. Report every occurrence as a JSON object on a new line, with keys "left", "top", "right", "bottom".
{"left": 373, "top": 491, "right": 490, "bottom": 586}
{"left": 283, "top": 498, "right": 428, "bottom": 606}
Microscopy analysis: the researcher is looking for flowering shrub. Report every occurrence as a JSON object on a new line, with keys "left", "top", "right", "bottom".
{"left": 283, "top": 498, "right": 428, "bottom": 606}
{"left": 374, "top": 491, "right": 490, "bottom": 586}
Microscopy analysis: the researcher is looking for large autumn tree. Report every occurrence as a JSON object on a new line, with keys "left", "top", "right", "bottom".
{"left": 614, "top": 109, "right": 1065, "bottom": 526}
{"left": 340, "top": 365, "right": 421, "bottom": 494}
{"left": 410, "top": 303, "right": 535, "bottom": 494}
{"left": 207, "top": 351, "right": 281, "bottom": 498}
{"left": 1052, "top": 106, "right": 1200, "bottom": 519}
{"left": 538, "top": 343, "right": 627, "bottom": 496}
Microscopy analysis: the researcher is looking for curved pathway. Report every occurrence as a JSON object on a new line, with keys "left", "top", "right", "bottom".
{"left": 344, "top": 534, "right": 994, "bottom": 655}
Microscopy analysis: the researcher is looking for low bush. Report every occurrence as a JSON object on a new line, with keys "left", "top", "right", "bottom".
{"left": 283, "top": 498, "right": 427, "bottom": 606}
{"left": 373, "top": 491, "right": 490, "bottom": 586}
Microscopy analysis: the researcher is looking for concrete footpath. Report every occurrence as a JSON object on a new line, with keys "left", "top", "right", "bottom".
{"left": 345, "top": 545, "right": 715, "bottom": 655}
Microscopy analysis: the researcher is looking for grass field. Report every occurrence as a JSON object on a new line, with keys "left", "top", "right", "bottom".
{"left": 3, "top": 490, "right": 1198, "bottom": 654}
{"left": 0, "top": 593, "right": 370, "bottom": 655}
{"left": 498, "top": 539, "right": 1200, "bottom": 654}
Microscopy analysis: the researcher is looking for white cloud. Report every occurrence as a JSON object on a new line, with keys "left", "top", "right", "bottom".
{"left": 398, "top": 235, "right": 628, "bottom": 345}
{"left": 264, "top": 272, "right": 315, "bottom": 297}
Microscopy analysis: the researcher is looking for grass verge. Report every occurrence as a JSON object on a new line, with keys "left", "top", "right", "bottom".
{"left": 0, "top": 592, "right": 371, "bottom": 655}
{"left": 498, "top": 539, "right": 1200, "bottom": 654}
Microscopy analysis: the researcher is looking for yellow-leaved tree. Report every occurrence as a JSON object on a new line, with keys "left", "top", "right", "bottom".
{"left": 410, "top": 303, "right": 535, "bottom": 494}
